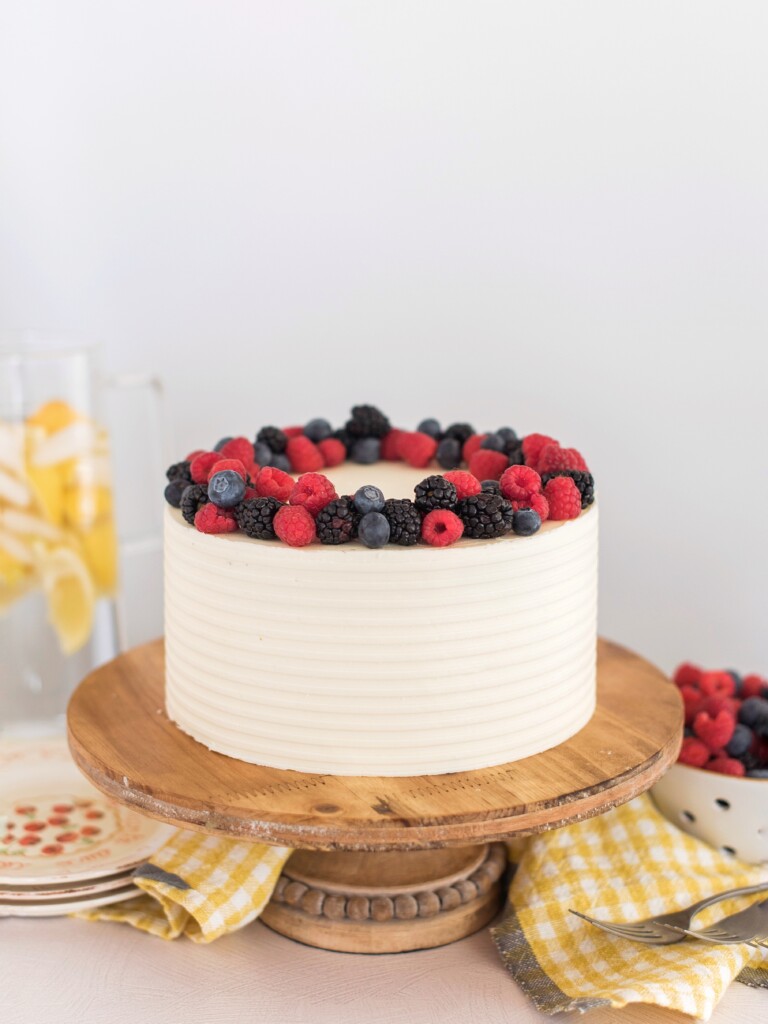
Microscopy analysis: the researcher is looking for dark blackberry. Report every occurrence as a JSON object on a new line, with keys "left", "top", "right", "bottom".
{"left": 456, "top": 492, "right": 514, "bottom": 539}
{"left": 540, "top": 470, "right": 595, "bottom": 508}
{"left": 504, "top": 443, "right": 525, "bottom": 466}
{"left": 345, "top": 404, "right": 391, "bottom": 439}
{"left": 256, "top": 426, "right": 288, "bottom": 455}
{"left": 166, "top": 460, "right": 192, "bottom": 483}
{"left": 442, "top": 422, "right": 475, "bottom": 447}
{"left": 382, "top": 498, "right": 422, "bottom": 546}
{"left": 234, "top": 497, "right": 282, "bottom": 539}
{"left": 316, "top": 497, "right": 360, "bottom": 544}
{"left": 331, "top": 428, "right": 352, "bottom": 455}
{"left": 180, "top": 483, "right": 209, "bottom": 525}
{"left": 414, "top": 474, "right": 457, "bottom": 513}
{"left": 481, "top": 479, "right": 501, "bottom": 495}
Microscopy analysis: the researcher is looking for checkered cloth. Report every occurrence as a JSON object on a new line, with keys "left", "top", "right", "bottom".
{"left": 75, "top": 830, "right": 291, "bottom": 942}
{"left": 493, "top": 793, "right": 768, "bottom": 1020}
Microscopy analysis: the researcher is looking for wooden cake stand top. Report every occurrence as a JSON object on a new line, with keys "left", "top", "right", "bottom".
{"left": 67, "top": 638, "right": 682, "bottom": 851}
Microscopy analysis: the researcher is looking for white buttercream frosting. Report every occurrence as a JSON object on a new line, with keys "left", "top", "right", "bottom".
{"left": 164, "top": 476, "right": 599, "bottom": 776}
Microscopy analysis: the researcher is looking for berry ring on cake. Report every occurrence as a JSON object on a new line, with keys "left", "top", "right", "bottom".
{"left": 162, "top": 406, "right": 598, "bottom": 776}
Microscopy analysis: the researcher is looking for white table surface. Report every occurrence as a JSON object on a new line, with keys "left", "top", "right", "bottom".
{"left": 4, "top": 915, "right": 767, "bottom": 1024}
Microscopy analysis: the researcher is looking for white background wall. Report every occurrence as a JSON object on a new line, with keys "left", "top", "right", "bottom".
{"left": 1, "top": 2, "right": 766, "bottom": 675}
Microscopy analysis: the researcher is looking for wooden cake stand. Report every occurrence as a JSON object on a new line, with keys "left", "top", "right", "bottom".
{"left": 67, "top": 638, "right": 682, "bottom": 954}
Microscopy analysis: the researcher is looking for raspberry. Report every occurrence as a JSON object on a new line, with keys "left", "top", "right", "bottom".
{"left": 679, "top": 684, "right": 703, "bottom": 724}
{"left": 678, "top": 736, "right": 710, "bottom": 768}
{"left": 443, "top": 471, "right": 482, "bottom": 500}
{"left": 194, "top": 503, "right": 237, "bottom": 534}
{"left": 190, "top": 451, "right": 222, "bottom": 484}
{"left": 274, "top": 505, "right": 316, "bottom": 547}
{"left": 208, "top": 458, "right": 247, "bottom": 482}
{"left": 543, "top": 476, "right": 582, "bottom": 520}
{"left": 185, "top": 449, "right": 206, "bottom": 462}
{"left": 522, "top": 433, "right": 558, "bottom": 470}
{"left": 706, "top": 756, "right": 746, "bottom": 777}
{"left": 500, "top": 465, "right": 542, "bottom": 504}
{"left": 743, "top": 674, "right": 768, "bottom": 698}
{"left": 462, "top": 434, "right": 487, "bottom": 463}
{"left": 317, "top": 438, "right": 346, "bottom": 468}
{"left": 699, "top": 671, "right": 736, "bottom": 699}
{"left": 397, "top": 431, "right": 438, "bottom": 468}
{"left": 218, "top": 437, "right": 255, "bottom": 466}
{"left": 674, "top": 663, "right": 703, "bottom": 688}
{"left": 286, "top": 436, "right": 324, "bottom": 473}
{"left": 698, "top": 695, "right": 740, "bottom": 720}
{"left": 421, "top": 509, "right": 464, "bottom": 547}
{"left": 289, "top": 473, "right": 338, "bottom": 518}
{"left": 282, "top": 426, "right": 305, "bottom": 439}
{"left": 380, "top": 429, "right": 404, "bottom": 461}
{"left": 255, "top": 466, "right": 295, "bottom": 502}
{"left": 523, "top": 492, "right": 550, "bottom": 521}
{"left": 541, "top": 470, "right": 595, "bottom": 509}
{"left": 693, "top": 709, "right": 736, "bottom": 752}
{"left": 537, "top": 444, "right": 589, "bottom": 474}
{"left": 468, "top": 450, "right": 507, "bottom": 481}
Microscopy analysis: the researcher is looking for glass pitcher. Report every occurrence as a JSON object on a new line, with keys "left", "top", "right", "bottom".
{"left": 0, "top": 332, "right": 161, "bottom": 736}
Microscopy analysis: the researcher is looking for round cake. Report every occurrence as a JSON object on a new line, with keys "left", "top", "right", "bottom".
{"left": 162, "top": 409, "right": 598, "bottom": 776}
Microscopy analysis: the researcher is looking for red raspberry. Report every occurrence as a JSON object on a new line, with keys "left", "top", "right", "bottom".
{"left": 194, "top": 504, "right": 237, "bottom": 534}
{"left": 743, "top": 674, "right": 767, "bottom": 698}
{"left": 421, "top": 509, "right": 464, "bottom": 547}
{"left": 462, "top": 434, "right": 487, "bottom": 463}
{"left": 207, "top": 458, "right": 247, "bottom": 482}
{"left": 537, "top": 444, "right": 589, "bottom": 474}
{"left": 699, "top": 671, "right": 736, "bottom": 699}
{"left": 698, "top": 695, "right": 740, "bottom": 720}
{"left": 678, "top": 736, "right": 710, "bottom": 768}
{"left": 468, "top": 450, "right": 508, "bottom": 481}
{"left": 243, "top": 486, "right": 259, "bottom": 500}
{"left": 674, "top": 663, "right": 703, "bottom": 688}
{"left": 544, "top": 476, "right": 582, "bottom": 520}
{"left": 185, "top": 449, "right": 206, "bottom": 462}
{"left": 523, "top": 492, "right": 550, "bottom": 521}
{"left": 680, "top": 684, "right": 703, "bottom": 724}
{"left": 286, "top": 436, "right": 324, "bottom": 473}
{"left": 282, "top": 426, "right": 305, "bottom": 439}
{"left": 317, "top": 438, "right": 346, "bottom": 468}
{"left": 397, "top": 431, "right": 438, "bottom": 468}
{"left": 289, "top": 473, "right": 338, "bottom": 518}
{"left": 274, "top": 505, "right": 316, "bottom": 547}
{"left": 190, "top": 451, "right": 221, "bottom": 484}
{"left": 255, "top": 466, "right": 295, "bottom": 502}
{"left": 693, "top": 709, "right": 736, "bottom": 752}
{"left": 219, "top": 437, "right": 254, "bottom": 465}
{"left": 706, "top": 756, "right": 746, "bottom": 777}
{"left": 500, "top": 465, "right": 542, "bottom": 503}
{"left": 522, "top": 433, "right": 558, "bottom": 470}
{"left": 380, "top": 429, "right": 404, "bottom": 461}
{"left": 443, "top": 471, "right": 482, "bottom": 500}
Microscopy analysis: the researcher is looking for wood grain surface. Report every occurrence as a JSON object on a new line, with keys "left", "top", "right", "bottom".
{"left": 66, "top": 637, "right": 683, "bottom": 851}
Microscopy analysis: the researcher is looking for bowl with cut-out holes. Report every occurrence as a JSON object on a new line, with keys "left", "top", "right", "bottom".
{"left": 652, "top": 763, "right": 768, "bottom": 864}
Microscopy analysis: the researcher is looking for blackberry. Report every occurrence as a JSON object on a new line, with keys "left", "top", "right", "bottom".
{"left": 442, "top": 422, "right": 474, "bottom": 447}
{"left": 540, "top": 470, "right": 595, "bottom": 508}
{"left": 414, "top": 474, "right": 457, "bottom": 513}
{"left": 481, "top": 479, "right": 501, "bottom": 495}
{"left": 166, "top": 460, "right": 192, "bottom": 483}
{"left": 316, "top": 497, "right": 360, "bottom": 544}
{"left": 235, "top": 497, "right": 282, "bottom": 539}
{"left": 345, "top": 404, "right": 391, "bottom": 439}
{"left": 180, "top": 483, "right": 209, "bottom": 525}
{"left": 382, "top": 498, "right": 422, "bottom": 546}
{"left": 456, "top": 492, "right": 514, "bottom": 539}
{"left": 505, "top": 444, "right": 525, "bottom": 466}
{"left": 331, "top": 428, "right": 352, "bottom": 455}
{"left": 256, "top": 426, "right": 288, "bottom": 455}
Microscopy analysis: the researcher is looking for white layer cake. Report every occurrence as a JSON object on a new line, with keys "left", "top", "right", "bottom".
{"left": 164, "top": 462, "right": 598, "bottom": 776}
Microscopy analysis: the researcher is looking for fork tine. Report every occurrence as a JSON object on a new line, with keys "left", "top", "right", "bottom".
{"left": 569, "top": 911, "right": 664, "bottom": 941}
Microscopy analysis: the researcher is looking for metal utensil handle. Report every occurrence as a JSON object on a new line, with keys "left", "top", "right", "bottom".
{"left": 688, "top": 882, "right": 768, "bottom": 917}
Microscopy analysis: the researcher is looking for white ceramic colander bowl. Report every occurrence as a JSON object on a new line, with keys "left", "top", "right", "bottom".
{"left": 652, "top": 763, "right": 768, "bottom": 864}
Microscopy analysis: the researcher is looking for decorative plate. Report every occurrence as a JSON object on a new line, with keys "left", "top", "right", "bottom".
{"left": 0, "top": 882, "right": 141, "bottom": 917}
{"left": 1, "top": 869, "right": 134, "bottom": 900}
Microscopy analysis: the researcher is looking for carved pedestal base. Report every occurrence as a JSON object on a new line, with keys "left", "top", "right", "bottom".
{"left": 261, "top": 843, "right": 506, "bottom": 954}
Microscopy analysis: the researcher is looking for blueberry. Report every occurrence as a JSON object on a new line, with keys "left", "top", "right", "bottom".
{"left": 436, "top": 437, "right": 461, "bottom": 470}
{"left": 512, "top": 508, "right": 542, "bottom": 536}
{"left": 358, "top": 511, "right": 390, "bottom": 548}
{"left": 270, "top": 454, "right": 292, "bottom": 472}
{"left": 214, "top": 436, "right": 233, "bottom": 451}
{"left": 254, "top": 441, "right": 273, "bottom": 466}
{"left": 208, "top": 469, "right": 246, "bottom": 508}
{"left": 417, "top": 418, "right": 441, "bottom": 439}
{"left": 304, "top": 418, "right": 332, "bottom": 443}
{"left": 747, "top": 768, "right": 768, "bottom": 779}
{"left": 738, "top": 697, "right": 768, "bottom": 729}
{"left": 351, "top": 438, "right": 381, "bottom": 464}
{"left": 164, "top": 479, "right": 188, "bottom": 508}
{"left": 354, "top": 485, "right": 385, "bottom": 514}
{"left": 480, "top": 433, "right": 505, "bottom": 452}
{"left": 726, "top": 723, "right": 754, "bottom": 758}
{"left": 481, "top": 479, "right": 501, "bottom": 495}
{"left": 497, "top": 427, "right": 518, "bottom": 443}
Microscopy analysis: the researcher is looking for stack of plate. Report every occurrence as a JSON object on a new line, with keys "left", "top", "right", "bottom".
{"left": 1, "top": 737, "right": 174, "bottom": 917}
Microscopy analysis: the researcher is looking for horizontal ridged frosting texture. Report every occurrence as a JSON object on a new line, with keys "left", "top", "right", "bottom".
{"left": 164, "top": 502, "right": 599, "bottom": 776}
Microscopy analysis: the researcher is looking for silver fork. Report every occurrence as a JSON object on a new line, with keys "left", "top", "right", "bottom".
{"left": 672, "top": 896, "right": 768, "bottom": 945}
{"left": 570, "top": 882, "right": 768, "bottom": 945}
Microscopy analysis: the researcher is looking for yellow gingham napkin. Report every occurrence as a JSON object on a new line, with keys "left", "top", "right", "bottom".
{"left": 493, "top": 793, "right": 768, "bottom": 1020}
{"left": 75, "top": 830, "right": 291, "bottom": 942}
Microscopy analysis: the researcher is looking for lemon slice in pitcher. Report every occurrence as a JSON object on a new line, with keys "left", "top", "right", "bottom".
{"left": 38, "top": 546, "right": 95, "bottom": 654}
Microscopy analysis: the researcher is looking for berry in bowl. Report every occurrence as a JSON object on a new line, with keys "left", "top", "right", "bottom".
{"left": 652, "top": 664, "right": 768, "bottom": 863}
